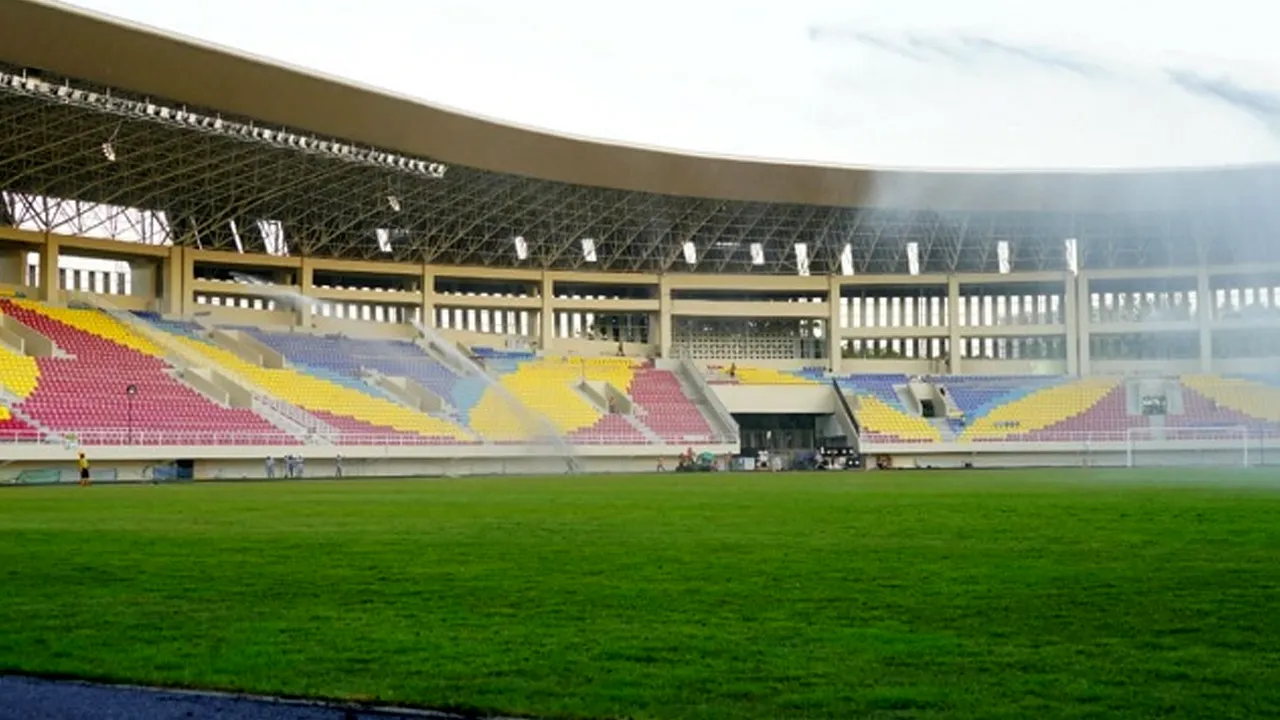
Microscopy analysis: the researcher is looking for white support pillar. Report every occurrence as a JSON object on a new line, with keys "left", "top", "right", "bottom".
{"left": 539, "top": 273, "right": 555, "bottom": 353}
{"left": 947, "top": 275, "right": 961, "bottom": 374}
{"left": 1064, "top": 273, "right": 1079, "bottom": 376}
{"left": 828, "top": 276, "right": 842, "bottom": 374}
{"left": 1197, "top": 267, "right": 1213, "bottom": 373}
{"left": 297, "top": 258, "right": 314, "bottom": 328}
{"left": 1076, "top": 273, "right": 1092, "bottom": 377}
{"left": 658, "top": 276, "right": 673, "bottom": 360}
{"left": 421, "top": 268, "right": 436, "bottom": 329}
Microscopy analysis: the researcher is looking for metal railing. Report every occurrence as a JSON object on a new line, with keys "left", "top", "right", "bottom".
{"left": 860, "top": 427, "right": 1278, "bottom": 445}
{"left": 251, "top": 394, "right": 339, "bottom": 437}
{"left": 676, "top": 351, "right": 739, "bottom": 444}
{"left": 0, "top": 427, "right": 717, "bottom": 447}
{"left": 832, "top": 379, "right": 861, "bottom": 435}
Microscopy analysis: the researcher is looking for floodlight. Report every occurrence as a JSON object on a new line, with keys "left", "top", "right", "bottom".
{"left": 387, "top": 195, "right": 401, "bottom": 212}
{"left": 840, "top": 243, "right": 854, "bottom": 276}
{"left": 101, "top": 142, "right": 116, "bottom": 162}
{"left": 682, "top": 241, "right": 697, "bottom": 265}
{"left": 1065, "top": 238, "right": 1079, "bottom": 276}
{"left": 514, "top": 236, "right": 529, "bottom": 260}
{"left": 795, "top": 243, "right": 810, "bottom": 276}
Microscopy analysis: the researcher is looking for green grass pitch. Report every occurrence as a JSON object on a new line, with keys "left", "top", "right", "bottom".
{"left": 2, "top": 470, "right": 1279, "bottom": 719}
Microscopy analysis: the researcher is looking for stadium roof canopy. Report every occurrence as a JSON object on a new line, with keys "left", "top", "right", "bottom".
{"left": 3, "top": 0, "right": 1280, "bottom": 276}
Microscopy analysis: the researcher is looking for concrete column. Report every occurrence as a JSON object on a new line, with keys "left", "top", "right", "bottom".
{"left": 0, "top": 247, "right": 26, "bottom": 287}
{"left": 36, "top": 235, "right": 59, "bottom": 303}
{"left": 180, "top": 248, "right": 196, "bottom": 317}
{"left": 827, "top": 275, "right": 842, "bottom": 374}
{"left": 947, "top": 275, "right": 961, "bottom": 374}
{"left": 1076, "top": 273, "right": 1092, "bottom": 376}
{"left": 658, "top": 276, "right": 673, "bottom": 359}
{"left": 1064, "top": 273, "right": 1079, "bottom": 376}
{"left": 297, "top": 259, "right": 314, "bottom": 328}
{"left": 421, "top": 268, "right": 436, "bottom": 329}
{"left": 1197, "top": 267, "right": 1213, "bottom": 373}
{"left": 159, "top": 246, "right": 187, "bottom": 317}
{"left": 539, "top": 273, "right": 555, "bottom": 353}
{"left": 129, "top": 259, "right": 157, "bottom": 300}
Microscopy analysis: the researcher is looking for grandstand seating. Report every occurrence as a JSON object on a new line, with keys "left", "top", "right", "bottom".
{"left": 959, "top": 377, "right": 1120, "bottom": 441}
{"left": 469, "top": 357, "right": 643, "bottom": 443}
{"left": 629, "top": 367, "right": 716, "bottom": 442}
{"left": 141, "top": 319, "right": 471, "bottom": 444}
{"left": 34, "top": 299, "right": 1280, "bottom": 451}
{"left": 0, "top": 300, "right": 291, "bottom": 445}
{"left": 0, "top": 411, "right": 39, "bottom": 440}
{"left": 144, "top": 318, "right": 722, "bottom": 445}
{"left": 239, "top": 329, "right": 719, "bottom": 444}
{"left": 938, "top": 375, "right": 1061, "bottom": 420}
{"left": 1179, "top": 375, "right": 1280, "bottom": 429}
{"left": 0, "top": 340, "right": 40, "bottom": 399}
{"left": 246, "top": 330, "right": 671, "bottom": 444}
{"left": 245, "top": 328, "right": 470, "bottom": 407}
{"left": 836, "top": 374, "right": 941, "bottom": 443}
{"left": 0, "top": 340, "right": 42, "bottom": 440}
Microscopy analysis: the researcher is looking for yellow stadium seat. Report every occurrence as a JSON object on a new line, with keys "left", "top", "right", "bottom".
{"left": 1182, "top": 375, "right": 1280, "bottom": 422}
{"left": 469, "top": 357, "right": 639, "bottom": 441}
{"left": 0, "top": 306, "right": 41, "bottom": 400}
{"left": 9, "top": 300, "right": 164, "bottom": 357}
{"left": 960, "top": 377, "right": 1118, "bottom": 440}
{"left": 166, "top": 333, "right": 471, "bottom": 440}
{"left": 0, "top": 344, "right": 40, "bottom": 399}
{"left": 854, "top": 395, "right": 942, "bottom": 442}
{"left": 733, "top": 366, "right": 818, "bottom": 385}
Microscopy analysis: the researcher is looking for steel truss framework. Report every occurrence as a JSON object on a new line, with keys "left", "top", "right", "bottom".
{"left": 4, "top": 72, "right": 1280, "bottom": 276}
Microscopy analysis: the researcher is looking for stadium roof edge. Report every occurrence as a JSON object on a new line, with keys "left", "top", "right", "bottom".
{"left": 3, "top": 0, "right": 1280, "bottom": 214}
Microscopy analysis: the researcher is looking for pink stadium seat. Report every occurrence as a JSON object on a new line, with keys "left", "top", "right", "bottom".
{"left": 629, "top": 368, "right": 717, "bottom": 442}
{"left": 0, "top": 414, "right": 41, "bottom": 443}
{"left": 568, "top": 414, "right": 647, "bottom": 445}
{"left": 0, "top": 300, "right": 295, "bottom": 446}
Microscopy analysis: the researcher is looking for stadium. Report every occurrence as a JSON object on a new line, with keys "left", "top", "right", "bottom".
{"left": 1, "top": 1, "right": 1279, "bottom": 719}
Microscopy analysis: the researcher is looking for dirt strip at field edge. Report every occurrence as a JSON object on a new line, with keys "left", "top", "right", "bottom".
{"left": 0, "top": 674, "right": 530, "bottom": 720}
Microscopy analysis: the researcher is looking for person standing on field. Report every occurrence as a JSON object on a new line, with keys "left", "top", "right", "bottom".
{"left": 335, "top": 453, "right": 343, "bottom": 478}
{"left": 77, "top": 451, "right": 90, "bottom": 487}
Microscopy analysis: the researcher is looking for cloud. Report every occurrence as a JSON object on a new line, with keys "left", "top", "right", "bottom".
{"left": 1165, "top": 69, "right": 1280, "bottom": 129}
{"left": 808, "top": 26, "right": 929, "bottom": 61}
{"left": 809, "top": 26, "right": 1110, "bottom": 79}
{"left": 955, "top": 36, "right": 1107, "bottom": 78}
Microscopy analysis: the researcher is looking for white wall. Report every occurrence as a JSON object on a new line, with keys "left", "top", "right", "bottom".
{"left": 712, "top": 385, "right": 834, "bottom": 414}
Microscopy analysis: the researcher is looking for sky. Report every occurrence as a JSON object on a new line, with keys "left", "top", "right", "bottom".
{"left": 62, "top": 0, "right": 1280, "bottom": 170}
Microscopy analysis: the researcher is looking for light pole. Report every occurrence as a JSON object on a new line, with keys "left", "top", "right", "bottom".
{"left": 126, "top": 384, "right": 138, "bottom": 444}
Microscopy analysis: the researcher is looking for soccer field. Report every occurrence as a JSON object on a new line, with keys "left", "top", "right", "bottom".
{"left": 2, "top": 470, "right": 1279, "bottom": 719}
